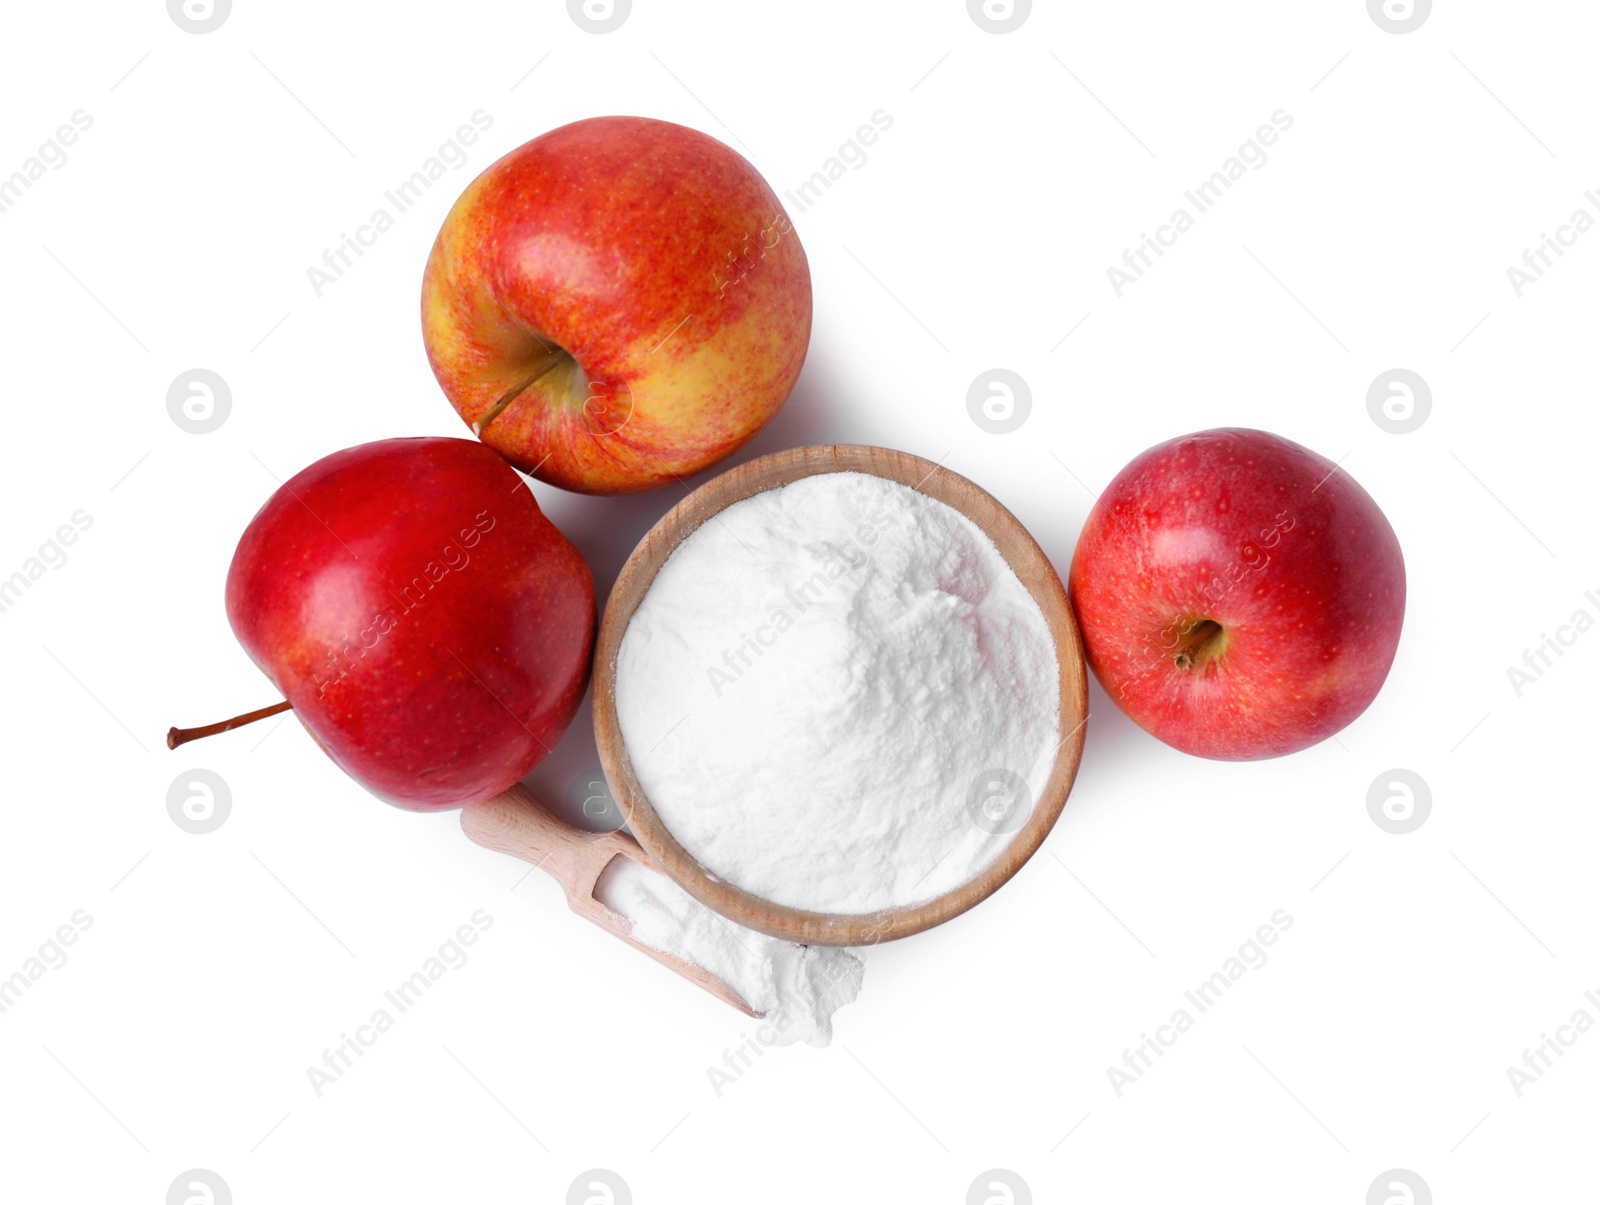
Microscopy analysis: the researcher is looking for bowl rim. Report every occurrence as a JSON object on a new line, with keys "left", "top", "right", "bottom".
{"left": 592, "top": 443, "right": 1088, "bottom": 946}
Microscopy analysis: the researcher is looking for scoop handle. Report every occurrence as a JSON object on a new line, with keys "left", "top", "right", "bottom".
{"left": 460, "top": 781, "right": 627, "bottom": 900}
{"left": 461, "top": 781, "right": 760, "bottom": 1017}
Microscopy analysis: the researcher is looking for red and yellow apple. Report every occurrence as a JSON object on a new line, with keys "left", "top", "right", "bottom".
{"left": 421, "top": 115, "right": 812, "bottom": 495}
{"left": 224, "top": 437, "right": 595, "bottom": 808}
{"left": 1068, "top": 428, "right": 1405, "bottom": 760}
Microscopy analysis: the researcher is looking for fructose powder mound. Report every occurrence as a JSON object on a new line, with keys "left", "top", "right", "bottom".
{"left": 614, "top": 471, "right": 1061, "bottom": 914}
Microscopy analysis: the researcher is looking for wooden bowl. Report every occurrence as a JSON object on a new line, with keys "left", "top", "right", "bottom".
{"left": 592, "top": 445, "right": 1088, "bottom": 946}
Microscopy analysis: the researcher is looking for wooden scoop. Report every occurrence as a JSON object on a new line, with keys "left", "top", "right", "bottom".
{"left": 461, "top": 781, "right": 759, "bottom": 1017}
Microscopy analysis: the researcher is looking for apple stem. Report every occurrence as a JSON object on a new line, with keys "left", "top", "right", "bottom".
{"left": 472, "top": 343, "right": 573, "bottom": 436}
{"left": 167, "top": 700, "right": 293, "bottom": 750}
{"left": 1173, "top": 619, "right": 1225, "bottom": 670}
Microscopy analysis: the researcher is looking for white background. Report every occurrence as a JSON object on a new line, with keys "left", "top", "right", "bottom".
{"left": 1, "top": 1, "right": 1595, "bottom": 1201}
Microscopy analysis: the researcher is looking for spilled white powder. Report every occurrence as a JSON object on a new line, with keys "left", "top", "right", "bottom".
{"left": 595, "top": 857, "right": 864, "bottom": 1046}
{"left": 615, "top": 471, "right": 1060, "bottom": 914}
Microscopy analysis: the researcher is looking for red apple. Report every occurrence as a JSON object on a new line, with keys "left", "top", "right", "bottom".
{"left": 223, "top": 437, "right": 595, "bottom": 808}
{"left": 421, "top": 115, "right": 812, "bottom": 495}
{"left": 1068, "top": 428, "right": 1405, "bottom": 760}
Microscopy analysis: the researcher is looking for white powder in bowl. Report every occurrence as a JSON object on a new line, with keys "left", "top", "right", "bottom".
{"left": 595, "top": 856, "right": 863, "bottom": 1046}
{"left": 614, "top": 470, "right": 1060, "bottom": 914}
